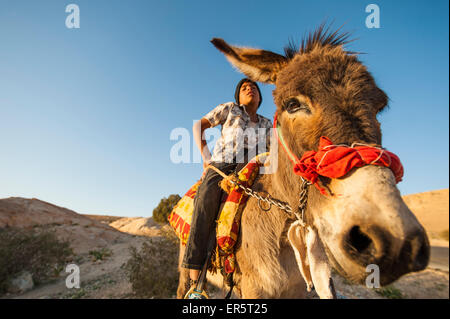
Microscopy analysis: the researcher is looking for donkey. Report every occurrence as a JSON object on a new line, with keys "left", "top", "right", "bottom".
{"left": 177, "top": 25, "right": 430, "bottom": 299}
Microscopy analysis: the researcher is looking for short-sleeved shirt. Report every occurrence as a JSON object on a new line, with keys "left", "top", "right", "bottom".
{"left": 203, "top": 102, "right": 273, "bottom": 163}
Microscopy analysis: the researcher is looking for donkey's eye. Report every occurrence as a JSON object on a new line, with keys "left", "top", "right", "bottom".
{"left": 284, "top": 98, "right": 310, "bottom": 114}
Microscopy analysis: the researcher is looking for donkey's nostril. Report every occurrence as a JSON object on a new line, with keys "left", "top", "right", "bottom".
{"left": 347, "top": 226, "right": 373, "bottom": 254}
{"left": 404, "top": 230, "right": 430, "bottom": 271}
{"left": 413, "top": 238, "right": 429, "bottom": 270}
{"left": 343, "top": 226, "right": 389, "bottom": 267}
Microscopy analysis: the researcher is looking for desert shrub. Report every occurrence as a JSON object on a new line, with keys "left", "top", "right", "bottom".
{"left": 89, "top": 248, "right": 112, "bottom": 261}
{"left": 0, "top": 226, "right": 73, "bottom": 294}
{"left": 375, "top": 286, "right": 404, "bottom": 299}
{"left": 124, "top": 228, "right": 179, "bottom": 298}
{"left": 152, "top": 194, "right": 181, "bottom": 225}
{"left": 440, "top": 229, "right": 449, "bottom": 241}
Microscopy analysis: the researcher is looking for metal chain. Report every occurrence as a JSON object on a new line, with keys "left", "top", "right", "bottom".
{"left": 295, "top": 178, "right": 311, "bottom": 226}
{"left": 228, "top": 175, "right": 311, "bottom": 227}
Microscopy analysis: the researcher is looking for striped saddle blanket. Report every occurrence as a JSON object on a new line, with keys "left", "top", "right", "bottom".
{"left": 168, "top": 153, "right": 269, "bottom": 274}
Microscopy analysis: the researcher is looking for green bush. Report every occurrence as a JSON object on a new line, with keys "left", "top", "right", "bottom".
{"left": 124, "top": 228, "right": 179, "bottom": 298}
{"left": 0, "top": 226, "right": 73, "bottom": 294}
{"left": 152, "top": 194, "right": 181, "bottom": 225}
{"left": 375, "top": 286, "right": 404, "bottom": 299}
{"left": 89, "top": 248, "right": 112, "bottom": 261}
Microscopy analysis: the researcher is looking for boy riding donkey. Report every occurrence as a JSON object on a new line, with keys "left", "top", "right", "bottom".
{"left": 182, "top": 78, "right": 272, "bottom": 298}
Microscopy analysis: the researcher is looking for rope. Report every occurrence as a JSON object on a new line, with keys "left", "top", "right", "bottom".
{"left": 205, "top": 164, "right": 229, "bottom": 179}
{"left": 205, "top": 164, "right": 241, "bottom": 194}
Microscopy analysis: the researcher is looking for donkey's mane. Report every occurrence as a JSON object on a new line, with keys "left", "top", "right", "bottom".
{"left": 284, "top": 23, "right": 357, "bottom": 60}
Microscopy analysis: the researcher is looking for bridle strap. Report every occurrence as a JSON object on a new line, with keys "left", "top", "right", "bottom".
{"left": 274, "top": 112, "right": 301, "bottom": 165}
{"left": 273, "top": 111, "right": 404, "bottom": 196}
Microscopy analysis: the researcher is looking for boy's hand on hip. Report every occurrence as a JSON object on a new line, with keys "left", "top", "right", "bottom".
{"left": 201, "top": 159, "right": 211, "bottom": 180}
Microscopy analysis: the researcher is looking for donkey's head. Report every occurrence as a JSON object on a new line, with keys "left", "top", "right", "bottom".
{"left": 212, "top": 25, "right": 429, "bottom": 286}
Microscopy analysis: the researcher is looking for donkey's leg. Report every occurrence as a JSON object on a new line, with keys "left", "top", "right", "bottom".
{"left": 238, "top": 248, "right": 308, "bottom": 299}
{"left": 239, "top": 273, "right": 268, "bottom": 298}
{"left": 278, "top": 278, "right": 308, "bottom": 298}
{"left": 177, "top": 241, "right": 190, "bottom": 299}
{"left": 240, "top": 271, "right": 307, "bottom": 299}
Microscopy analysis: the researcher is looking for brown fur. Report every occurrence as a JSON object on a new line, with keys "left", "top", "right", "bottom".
{"left": 177, "top": 25, "right": 429, "bottom": 299}
{"left": 211, "top": 38, "right": 287, "bottom": 84}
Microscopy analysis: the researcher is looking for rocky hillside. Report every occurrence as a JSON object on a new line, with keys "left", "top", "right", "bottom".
{"left": 0, "top": 197, "right": 159, "bottom": 299}
{"left": 0, "top": 198, "right": 162, "bottom": 254}
{"left": 0, "top": 198, "right": 127, "bottom": 255}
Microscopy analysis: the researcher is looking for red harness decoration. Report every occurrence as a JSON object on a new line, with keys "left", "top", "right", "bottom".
{"left": 273, "top": 112, "right": 404, "bottom": 195}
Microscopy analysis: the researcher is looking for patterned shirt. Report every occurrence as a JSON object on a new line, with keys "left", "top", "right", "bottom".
{"left": 203, "top": 102, "right": 273, "bottom": 163}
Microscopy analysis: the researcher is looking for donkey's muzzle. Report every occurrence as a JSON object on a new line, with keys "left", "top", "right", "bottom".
{"left": 342, "top": 225, "right": 430, "bottom": 284}
{"left": 343, "top": 225, "right": 386, "bottom": 265}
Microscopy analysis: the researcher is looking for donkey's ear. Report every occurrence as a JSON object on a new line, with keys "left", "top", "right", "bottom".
{"left": 211, "top": 38, "right": 287, "bottom": 84}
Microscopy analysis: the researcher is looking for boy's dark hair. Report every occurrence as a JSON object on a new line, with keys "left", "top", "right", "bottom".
{"left": 235, "top": 78, "right": 262, "bottom": 107}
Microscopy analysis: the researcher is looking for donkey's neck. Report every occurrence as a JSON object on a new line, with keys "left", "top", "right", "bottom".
{"left": 268, "top": 152, "right": 306, "bottom": 206}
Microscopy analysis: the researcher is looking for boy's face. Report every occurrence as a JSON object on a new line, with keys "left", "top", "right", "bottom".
{"left": 239, "top": 81, "right": 260, "bottom": 107}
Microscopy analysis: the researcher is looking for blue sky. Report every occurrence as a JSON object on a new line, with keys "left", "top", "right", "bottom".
{"left": 0, "top": 0, "right": 448, "bottom": 217}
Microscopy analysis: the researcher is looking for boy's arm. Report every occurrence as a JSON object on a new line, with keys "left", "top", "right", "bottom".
{"left": 195, "top": 102, "right": 232, "bottom": 171}
{"left": 193, "top": 118, "right": 212, "bottom": 170}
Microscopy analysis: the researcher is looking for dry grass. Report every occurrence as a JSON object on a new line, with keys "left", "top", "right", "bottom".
{"left": 123, "top": 228, "right": 179, "bottom": 298}
{"left": 0, "top": 226, "right": 73, "bottom": 295}
{"left": 89, "top": 248, "right": 112, "bottom": 261}
{"left": 375, "top": 286, "right": 404, "bottom": 299}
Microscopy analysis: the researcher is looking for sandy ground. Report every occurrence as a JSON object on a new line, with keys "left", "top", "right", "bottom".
{"left": 8, "top": 234, "right": 148, "bottom": 299}
{"left": 0, "top": 190, "right": 448, "bottom": 299}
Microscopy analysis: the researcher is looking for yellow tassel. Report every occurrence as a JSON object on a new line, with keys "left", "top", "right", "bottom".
{"left": 208, "top": 247, "right": 221, "bottom": 274}
{"left": 219, "top": 174, "right": 240, "bottom": 194}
